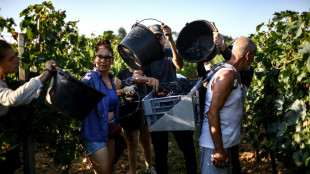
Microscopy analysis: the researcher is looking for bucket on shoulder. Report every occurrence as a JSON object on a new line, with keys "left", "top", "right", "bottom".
{"left": 118, "top": 19, "right": 165, "bottom": 70}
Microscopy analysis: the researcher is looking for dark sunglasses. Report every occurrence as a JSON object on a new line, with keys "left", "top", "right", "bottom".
{"left": 95, "top": 55, "right": 113, "bottom": 61}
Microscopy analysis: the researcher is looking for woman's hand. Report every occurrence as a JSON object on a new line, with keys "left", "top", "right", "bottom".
{"left": 123, "top": 85, "right": 136, "bottom": 95}
{"left": 147, "top": 77, "right": 159, "bottom": 93}
{"left": 40, "top": 60, "right": 56, "bottom": 83}
{"left": 44, "top": 60, "right": 56, "bottom": 72}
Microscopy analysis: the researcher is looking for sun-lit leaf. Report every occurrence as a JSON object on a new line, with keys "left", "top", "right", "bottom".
{"left": 299, "top": 42, "right": 310, "bottom": 54}
{"left": 285, "top": 99, "right": 307, "bottom": 125}
{"left": 306, "top": 56, "right": 310, "bottom": 72}
{"left": 306, "top": 157, "right": 310, "bottom": 167}
{"left": 256, "top": 22, "right": 264, "bottom": 32}
{"left": 294, "top": 133, "right": 301, "bottom": 144}
{"left": 26, "top": 27, "right": 34, "bottom": 40}
{"left": 294, "top": 21, "right": 304, "bottom": 39}
{"left": 275, "top": 95, "right": 284, "bottom": 115}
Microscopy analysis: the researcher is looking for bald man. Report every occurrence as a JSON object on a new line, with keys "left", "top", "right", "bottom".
{"left": 199, "top": 37, "right": 257, "bottom": 174}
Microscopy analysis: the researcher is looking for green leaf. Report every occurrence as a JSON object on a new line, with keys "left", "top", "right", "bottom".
{"left": 255, "top": 52, "right": 265, "bottom": 63}
{"left": 293, "top": 151, "right": 303, "bottom": 167}
{"left": 299, "top": 42, "right": 310, "bottom": 54}
{"left": 35, "top": 54, "right": 47, "bottom": 63}
{"left": 294, "top": 22, "right": 304, "bottom": 39}
{"left": 20, "top": 7, "right": 30, "bottom": 17}
{"left": 297, "top": 72, "right": 307, "bottom": 82}
{"left": 256, "top": 22, "right": 264, "bottom": 32}
{"left": 275, "top": 95, "right": 284, "bottom": 115}
{"left": 285, "top": 99, "right": 307, "bottom": 125}
{"left": 47, "top": 29, "right": 55, "bottom": 40}
{"left": 276, "top": 121, "right": 286, "bottom": 137}
{"left": 255, "top": 71, "right": 265, "bottom": 80}
{"left": 295, "top": 124, "right": 302, "bottom": 132}
{"left": 294, "top": 133, "right": 301, "bottom": 144}
{"left": 26, "top": 27, "right": 34, "bottom": 40}
{"left": 268, "top": 122, "right": 277, "bottom": 133}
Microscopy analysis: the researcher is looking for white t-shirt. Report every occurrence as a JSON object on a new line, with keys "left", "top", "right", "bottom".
{"left": 199, "top": 68, "right": 244, "bottom": 149}
{"left": 0, "top": 77, "right": 42, "bottom": 117}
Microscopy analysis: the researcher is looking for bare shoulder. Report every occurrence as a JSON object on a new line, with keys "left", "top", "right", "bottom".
{"left": 213, "top": 69, "right": 235, "bottom": 90}
{"left": 215, "top": 69, "right": 235, "bottom": 82}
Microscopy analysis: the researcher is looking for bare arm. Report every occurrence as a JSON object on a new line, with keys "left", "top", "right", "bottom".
{"left": 38, "top": 60, "right": 55, "bottom": 83}
{"left": 132, "top": 70, "right": 159, "bottom": 93}
{"left": 207, "top": 69, "right": 234, "bottom": 168}
{"left": 114, "top": 77, "right": 124, "bottom": 96}
{"left": 162, "top": 25, "right": 183, "bottom": 69}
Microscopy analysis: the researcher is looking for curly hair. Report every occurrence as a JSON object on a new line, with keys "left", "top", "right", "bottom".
{"left": 95, "top": 39, "right": 113, "bottom": 57}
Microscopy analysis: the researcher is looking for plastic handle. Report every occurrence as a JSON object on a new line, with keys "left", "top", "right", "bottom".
{"left": 210, "top": 22, "right": 218, "bottom": 32}
{"left": 137, "top": 18, "right": 164, "bottom": 25}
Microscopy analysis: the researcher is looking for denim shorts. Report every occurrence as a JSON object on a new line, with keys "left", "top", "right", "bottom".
{"left": 80, "top": 139, "right": 107, "bottom": 156}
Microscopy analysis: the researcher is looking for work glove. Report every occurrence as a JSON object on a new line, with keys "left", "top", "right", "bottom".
{"left": 213, "top": 32, "right": 225, "bottom": 47}
{"left": 123, "top": 85, "right": 136, "bottom": 95}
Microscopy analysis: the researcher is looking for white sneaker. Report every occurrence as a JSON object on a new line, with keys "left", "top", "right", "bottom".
{"left": 145, "top": 167, "right": 157, "bottom": 174}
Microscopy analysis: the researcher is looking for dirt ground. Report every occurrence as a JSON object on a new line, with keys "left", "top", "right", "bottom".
{"left": 15, "top": 131, "right": 287, "bottom": 174}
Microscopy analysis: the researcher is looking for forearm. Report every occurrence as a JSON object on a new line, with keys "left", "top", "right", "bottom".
{"left": 207, "top": 111, "right": 224, "bottom": 151}
{"left": 38, "top": 70, "right": 52, "bottom": 84}
{"left": 114, "top": 77, "right": 124, "bottom": 96}
{"left": 132, "top": 72, "right": 158, "bottom": 92}
{"left": 169, "top": 38, "right": 183, "bottom": 69}
{"left": 132, "top": 74, "right": 151, "bottom": 84}
{"left": 0, "top": 77, "right": 42, "bottom": 106}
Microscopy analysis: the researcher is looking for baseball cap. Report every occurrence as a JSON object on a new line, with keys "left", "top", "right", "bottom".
{"left": 149, "top": 24, "right": 164, "bottom": 35}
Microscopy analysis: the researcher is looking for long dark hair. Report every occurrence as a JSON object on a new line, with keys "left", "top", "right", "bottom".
{"left": 0, "top": 40, "right": 13, "bottom": 80}
{"left": 95, "top": 39, "right": 113, "bottom": 56}
{"left": 0, "top": 40, "right": 12, "bottom": 61}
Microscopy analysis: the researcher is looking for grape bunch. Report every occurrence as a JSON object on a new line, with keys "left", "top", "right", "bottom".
{"left": 155, "top": 78, "right": 198, "bottom": 98}
{"left": 184, "top": 35, "right": 213, "bottom": 61}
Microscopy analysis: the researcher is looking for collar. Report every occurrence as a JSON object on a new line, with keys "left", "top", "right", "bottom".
{"left": 93, "top": 68, "right": 114, "bottom": 79}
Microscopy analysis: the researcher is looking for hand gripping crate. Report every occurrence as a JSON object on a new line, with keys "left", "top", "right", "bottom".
{"left": 142, "top": 79, "right": 202, "bottom": 132}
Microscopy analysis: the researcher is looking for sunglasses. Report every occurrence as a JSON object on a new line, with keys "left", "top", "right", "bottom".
{"left": 95, "top": 55, "right": 113, "bottom": 62}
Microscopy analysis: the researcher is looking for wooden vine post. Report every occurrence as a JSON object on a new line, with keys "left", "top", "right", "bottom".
{"left": 18, "top": 33, "right": 36, "bottom": 174}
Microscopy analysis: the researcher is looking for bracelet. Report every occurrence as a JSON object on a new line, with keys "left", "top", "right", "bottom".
{"left": 44, "top": 69, "right": 52, "bottom": 74}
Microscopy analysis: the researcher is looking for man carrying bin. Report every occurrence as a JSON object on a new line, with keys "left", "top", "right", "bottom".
{"left": 132, "top": 24, "right": 197, "bottom": 174}
{"left": 199, "top": 37, "right": 257, "bottom": 174}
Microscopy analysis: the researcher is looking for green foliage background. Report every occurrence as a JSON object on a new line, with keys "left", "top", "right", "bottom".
{"left": 245, "top": 10, "right": 310, "bottom": 173}
{"left": 0, "top": 1, "right": 309, "bottom": 173}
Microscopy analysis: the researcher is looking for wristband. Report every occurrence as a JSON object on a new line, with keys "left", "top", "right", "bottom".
{"left": 44, "top": 69, "right": 52, "bottom": 74}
